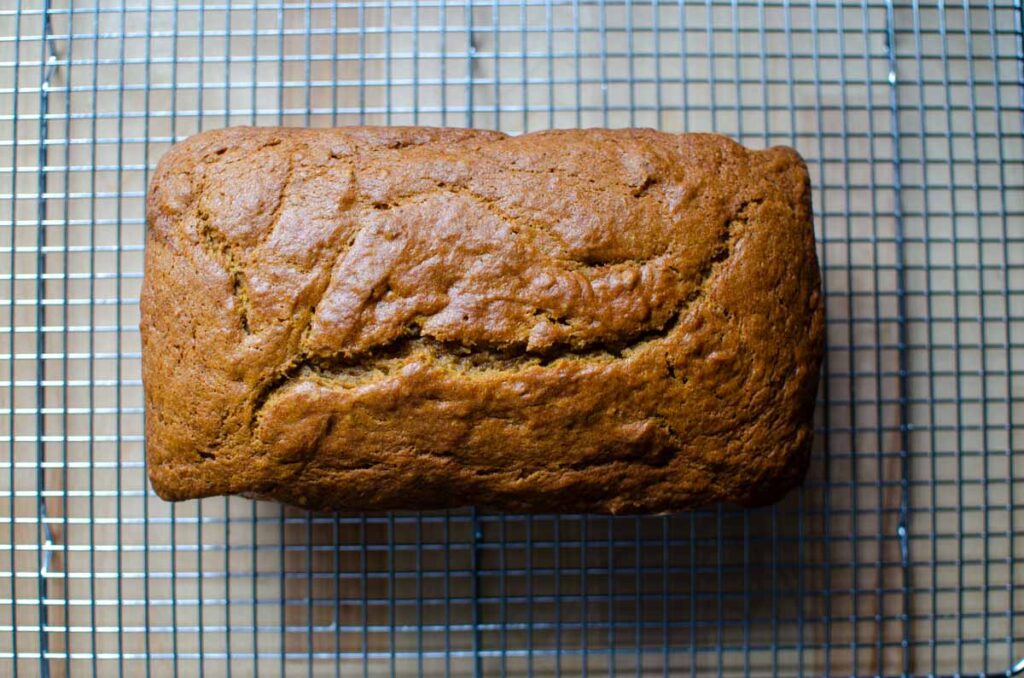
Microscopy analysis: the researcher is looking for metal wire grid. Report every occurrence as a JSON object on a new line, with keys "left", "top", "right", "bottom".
{"left": 0, "top": 0, "right": 1022, "bottom": 675}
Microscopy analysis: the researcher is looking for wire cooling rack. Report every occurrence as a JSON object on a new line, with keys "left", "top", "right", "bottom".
{"left": 2, "top": 0, "right": 1022, "bottom": 675}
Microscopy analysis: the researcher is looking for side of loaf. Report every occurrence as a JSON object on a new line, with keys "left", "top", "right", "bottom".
{"left": 141, "top": 126, "right": 823, "bottom": 513}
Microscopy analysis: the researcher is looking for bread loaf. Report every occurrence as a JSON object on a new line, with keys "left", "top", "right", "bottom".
{"left": 141, "top": 126, "right": 823, "bottom": 513}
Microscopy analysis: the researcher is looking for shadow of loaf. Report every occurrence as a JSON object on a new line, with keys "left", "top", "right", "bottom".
{"left": 140, "top": 126, "right": 823, "bottom": 513}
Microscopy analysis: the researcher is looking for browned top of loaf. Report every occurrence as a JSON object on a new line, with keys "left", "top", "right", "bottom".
{"left": 141, "top": 126, "right": 823, "bottom": 513}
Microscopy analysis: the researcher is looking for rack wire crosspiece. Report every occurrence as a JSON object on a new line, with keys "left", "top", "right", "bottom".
{"left": 1, "top": 1, "right": 1023, "bottom": 675}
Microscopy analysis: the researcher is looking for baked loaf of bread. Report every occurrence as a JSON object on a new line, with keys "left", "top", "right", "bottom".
{"left": 142, "top": 126, "right": 823, "bottom": 513}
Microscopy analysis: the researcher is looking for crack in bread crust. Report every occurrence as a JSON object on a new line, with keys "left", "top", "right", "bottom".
{"left": 249, "top": 199, "right": 759, "bottom": 434}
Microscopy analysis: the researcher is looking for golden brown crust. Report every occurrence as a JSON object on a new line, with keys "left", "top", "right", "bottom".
{"left": 141, "top": 126, "right": 823, "bottom": 513}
